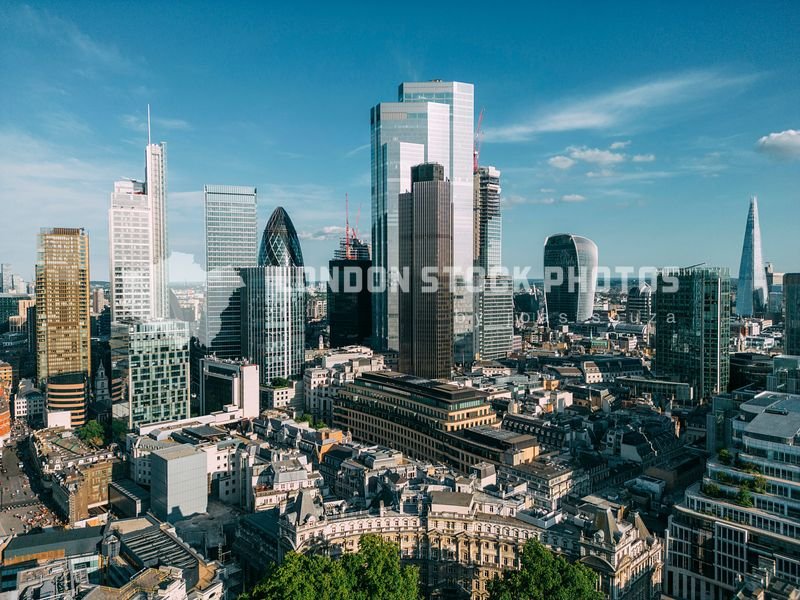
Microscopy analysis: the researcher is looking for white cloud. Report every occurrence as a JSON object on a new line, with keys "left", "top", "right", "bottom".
{"left": 548, "top": 155, "right": 575, "bottom": 169}
{"left": 484, "top": 69, "right": 759, "bottom": 142}
{"left": 345, "top": 143, "right": 370, "bottom": 158}
{"left": 121, "top": 114, "right": 192, "bottom": 133}
{"left": 586, "top": 169, "right": 615, "bottom": 178}
{"left": 610, "top": 140, "right": 631, "bottom": 149}
{"left": 561, "top": 194, "right": 586, "bottom": 203}
{"left": 568, "top": 146, "right": 625, "bottom": 165}
{"left": 632, "top": 153, "right": 656, "bottom": 162}
{"left": 299, "top": 226, "right": 346, "bottom": 241}
{"left": 756, "top": 129, "right": 800, "bottom": 159}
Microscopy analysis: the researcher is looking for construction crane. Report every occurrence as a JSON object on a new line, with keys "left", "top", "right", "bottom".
{"left": 473, "top": 107, "right": 485, "bottom": 174}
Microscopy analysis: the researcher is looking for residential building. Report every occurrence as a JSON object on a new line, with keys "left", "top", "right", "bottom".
{"left": 204, "top": 185, "right": 258, "bottom": 357}
{"left": 655, "top": 266, "right": 730, "bottom": 401}
{"left": 543, "top": 234, "right": 598, "bottom": 328}
{"left": 36, "top": 228, "right": 91, "bottom": 427}
{"left": 398, "top": 163, "right": 453, "bottom": 379}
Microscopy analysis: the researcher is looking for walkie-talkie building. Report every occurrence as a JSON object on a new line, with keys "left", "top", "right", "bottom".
{"left": 543, "top": 234, "right": 598, "bottom": 328}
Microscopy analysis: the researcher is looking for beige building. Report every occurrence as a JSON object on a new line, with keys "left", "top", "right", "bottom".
{"left": 35, "top": 227, "right": 91, "bottom": 427}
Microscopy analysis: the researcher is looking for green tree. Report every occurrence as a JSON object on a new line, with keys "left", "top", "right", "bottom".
{"left": 752, "top": 475, "right": 767, "bottom": 494}
{"left": 242, "top": 535, "right": 419, "bottom": 600}
{"left": 77, "top": 420, "right": 105, "bottom": 446}
{"left": 718, "top": 448, "right": 731, "bottom": 465}
{"left": 737, "top": 487, "right": 754, "bottom": 507}
{"left": 110, "top": 419, "right": 129, "bottom": 443}
{"left": 488, "top": 539, "right": 603, "bottom": 600}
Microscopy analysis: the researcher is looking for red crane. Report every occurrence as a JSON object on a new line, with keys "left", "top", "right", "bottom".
{"left": 473, "top": 107, "right": 485, "bottom": 174}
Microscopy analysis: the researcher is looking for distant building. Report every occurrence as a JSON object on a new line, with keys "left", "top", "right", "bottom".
{"left": 655, "top": 266, "right": 730, "bottom": 401}
{"left": 203, "top": 184, "right": 258, "bottom": 357}
{"left": 543, "top": 234, "right": 598, "bottom": 327}
{"left": 36, "top": 228, "right": 91, "bottom": 427}
{"left": 627, "top": 283, "right": 654, "bottom": 323}
{"left": 735, "top": 196, "right": 769, "bottom": 317}
{"left": 110, "top": 319, "right": 190, "bottom": 428}
{"left": 398, "top": 163, "right": 453, "bottom": 379}
{"left": 150, "top": 443, "right": 208, "bottom": 522}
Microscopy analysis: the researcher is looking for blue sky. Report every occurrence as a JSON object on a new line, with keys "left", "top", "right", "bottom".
{"left": 1, "top": 1, "right": 798, "bottom": 283}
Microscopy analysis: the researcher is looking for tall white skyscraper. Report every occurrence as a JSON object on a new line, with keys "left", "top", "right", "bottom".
{"left": 370, "top": 80, "right": 475, "bottom": 356}
{"left": 108, "top": 135, "right": 170, "bottom": 321}
{"left": 146, "top": 141, "right": 170, "bottom": 319}
{"left": 204, "top": 185, "right": 258, "bottom": 357}
{"left": 736, "top": 196, "right": 769, "bottom": 317}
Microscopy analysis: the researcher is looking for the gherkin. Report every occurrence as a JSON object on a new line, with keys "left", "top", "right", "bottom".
{"left": 258, "top": 206, "right": 304, "bottom": 267}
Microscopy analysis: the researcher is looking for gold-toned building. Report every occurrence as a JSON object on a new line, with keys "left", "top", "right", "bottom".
{"left": 35, "top": 228, "right": 91, "bottom": 427}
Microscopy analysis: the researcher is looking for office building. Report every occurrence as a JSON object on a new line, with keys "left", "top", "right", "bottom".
{"left": 204, "top": 185, "right": 258, "bottom": 357}
{"left": 736, "top": 196, "right": 769, "bottom": 317}
{"left": 474, "top": 166, "right": 512, "bottom": 360}
{"left": 36, "top": 228, "right": 91, "bottom": 427}
{"left": 333, "top": 371, "right": 539, "bottom": 474}
{"left": 110, "top": 319, "right": 190, "bottom": 429}
{"left": 150, "top": 443, "right": 207, "bottom": 522}
{"left": 199, "top": 357, "right": 260, "bottom": 418}
{"left": 398, "top": 163, "right": 453, "bottom": 379}
{"left": 108, "top": 179, "right": 152, "bottom": 320}
{"left": 370, "top": 81, "right": 474, "bottom": 355}
{"left": 666, "top": 391, "right": 800, "bottom": 599}
{"left": 655, "top": 266, "right": 730, "bottom": 401}
{"left": 328, "top": 238, "right": 372, "bottom": 348}
{"left": 145, "top": 140, "right": 169, "bottom": 319}
{"left": 241, "top": 207, "right": 305, "bottom": 386}
{"left": 543, "top": 234, "right": 598, "bottom": 327}
{"left": 627, "top": 283, "right": 654, "bottom": 324}
{"left": 786, "top": 273, "right": 800, "bottom": 356}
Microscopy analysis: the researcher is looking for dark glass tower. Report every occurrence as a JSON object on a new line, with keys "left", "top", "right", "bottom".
{"left": 258, "top": 206, "right": 304, "bottom": 267}
{"left": 785, "top": 273, "right": 800, "bottom": 355}
{"left": 328, "top": 237, "right": 372, "bottom": 348}
{"left": 543, "top": 234, "right": 598, "bottom": 328}
{"left": 398, "top": 163, "right": 453, "bottom": 379}
{"left": 655, "top": 266, "right": 730, "bottom": 402}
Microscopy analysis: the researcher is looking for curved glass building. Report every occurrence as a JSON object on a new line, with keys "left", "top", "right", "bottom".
{"left": 258, "top": 206, "right": 304, "bottom": 267}
{"left": 543, "top": 234, "right": 598, "bottom": 328}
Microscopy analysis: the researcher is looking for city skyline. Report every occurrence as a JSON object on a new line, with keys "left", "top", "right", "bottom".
{"left": 2, "top": 3, "right": 798, "bottom": 283}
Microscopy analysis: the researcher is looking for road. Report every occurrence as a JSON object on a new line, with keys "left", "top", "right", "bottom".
{"left": 0, "top": 439, "right": 60, "bottom": 536}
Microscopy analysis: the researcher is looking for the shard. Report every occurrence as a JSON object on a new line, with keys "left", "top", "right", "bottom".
{"left": 736, "top": 196, "right": 769, "bottom": 316}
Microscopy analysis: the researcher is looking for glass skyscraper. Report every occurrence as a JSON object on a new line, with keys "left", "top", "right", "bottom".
{"left": 543, "top": 234, "right": 598, "bottom": 327}
{"left": 240, "top": 207, "right": 305, "bottom": 386}
{"left": 655, "top": 266, "right": 731, "bottom": 401}
{"left": 204, "top": 185, "right": 258, "bottom": 357}
{"left": 371, "top": 81, "right": 474, "bottom": 357}
{"left": 785, "top": 273, "right": 800, "bottom": 356}
{"left": 736, "top": 196, "right": 769, "bottom": 317}
{"left": 145, "top": 142, "right": 169, "bottom": 319}
{"left": 474, "top": 166, "right": 512, "bottom": 360}
{"left": 110, "top": 319, "right": 190, "bottom": 428}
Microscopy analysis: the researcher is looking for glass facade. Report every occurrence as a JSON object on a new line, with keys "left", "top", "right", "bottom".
{"left": 655, "top": 267, "right": 731, "bottom": 400}
{"left": 258, "top": 206, "right": 304, "bottom": 267}
{"left": 204, "top": 185, "right": 258, "bottom": 357}
{"left": 787, "top": 273, "right": 800, "bottom": 356}
{"left": 110, "top": 319, "right": 190, "bottom": 428}
{"left": 736, "top": 196, "right": 769, "bottom": 317}
{"left": 145, "top": 142, "right": 170, "bottom": 319}
{"left": 543, "top": 234, "right": 598, "bottom": 327}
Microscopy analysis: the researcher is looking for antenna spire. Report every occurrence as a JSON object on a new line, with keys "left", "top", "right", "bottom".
{"left": 147, "top": 104, "right": 152, "bottom": 145}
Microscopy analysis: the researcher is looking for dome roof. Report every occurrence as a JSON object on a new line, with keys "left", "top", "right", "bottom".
{"left": 258, "top": 206, "right": 304, "bottom": 267}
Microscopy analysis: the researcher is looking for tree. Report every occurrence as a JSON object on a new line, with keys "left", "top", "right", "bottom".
{"left": 77, "top": 420, "right": 105, "bottom": 446}
{"left": 736, "top": 487, "right": 754, "bottom": 508}
{"left": 488, "top": 539, "right": 603, "bottom": 600}
{"left": 718, "top": 449, "right": 731, "bottom": 465}
{"left": 752, "top": 475, "right": 767, "bottom": 494}
{"left": 241, "top": 535, "right": 419, "bottom": 600}
{"left": 110, "top": 419, "right": 129, "bottom": 443}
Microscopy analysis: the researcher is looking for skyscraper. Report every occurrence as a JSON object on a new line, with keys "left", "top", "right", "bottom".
{"left": 474, "top": 166, "right": 512, "bottom": 360}
{"left": 109, "top": 179, "right": 153, "bottom": 320}
{"left": 110, "top": 319, "right": 190, "bottom": 428}
{"left": 543, "top": 234, "right": 598, "bottom": 328}
{"left": 204, "top": 185, "right": 258, "bottom": 357}
{"left": 36, "top": 228, "right": 91, "bottom": 426}
{"left": 371, "top": 80, "right": 474, "bottom": 355}
{"left": 328, "top": 236, "right": 372, "bottom": 348}
{"left": 736, "top": 196, "right": 769, "bottom": 317}
{"left": 146, "top": 140, "right": 170, "bottom": 319}
{"left": 398, "top": 163, "right": 453, "bottom": 379}
{"left": 241, "top": 207, "right": 305, "bottom": 386}
{"left": 655, "top": 266, "right": 730, "bottom": 401}
{"left": 627, "top": 283, "right": 654, "bottom": 324}
{"left": 785, "top": 273, "right": 800, "bottom": 355}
